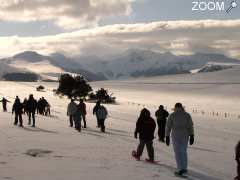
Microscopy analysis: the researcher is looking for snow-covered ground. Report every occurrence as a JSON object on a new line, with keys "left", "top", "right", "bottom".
{"left": 0, "top": 72, "right": 239, "bottom": 179}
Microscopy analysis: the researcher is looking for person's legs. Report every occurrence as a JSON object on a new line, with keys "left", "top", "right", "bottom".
{"left": 237, "top": 162, "right": 240, "bottom": 179}
{"left": 69, "top": 115, "right": 73, "bottom": 127}
{"left": 14, "top": 113, "right": 18, "bottom": 125}
{"left": 100, "top": 119, "right": 105, "bottom": 132}
{"left": 28, "top": 112, "right": 31, "bottom": 125}
{"left": 97, "top": 117, "right": 100, "bottom": 128}
{"left": 19, "top": 114, "right": 23, "bottom": 127}
{"left": 3, "top": 104, "right": 7, "bottom": 112}
{"left": 172, "top": 136, "right": 182, "bottom": 171}
{"left": 146, "top": 141, "right": 154, "bottom": 161}
{"left": 180, "top": 136, "right": 189, "bottom": 171}
{"left": 32, "top": 113, "right": 35, "bottom": 127}
{"left": 82, "top": 115, "right": 86, "bottom": 128}
{"left": 137, "top": 140, "right": 145, "bottom": 158}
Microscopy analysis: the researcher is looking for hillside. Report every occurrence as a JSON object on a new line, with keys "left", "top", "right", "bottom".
{"left": 79, "top": 49, "right": 240, "bottom": 79}
{"left": 0, "top": 51, "right": 106, "bottom": 82}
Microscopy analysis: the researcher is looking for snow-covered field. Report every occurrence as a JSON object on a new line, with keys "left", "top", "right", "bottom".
{"left": 0, "top": 70, "right": 239, "bottom": 180}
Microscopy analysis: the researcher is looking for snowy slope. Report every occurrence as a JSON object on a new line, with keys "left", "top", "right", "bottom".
{"left": 0, "top": 77, "right": 239, "bottom": 180}
{"left": 80, "top": 49, "right": 240, "bottom": 79}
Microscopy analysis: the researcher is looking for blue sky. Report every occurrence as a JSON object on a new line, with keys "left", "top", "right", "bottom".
{"left": 0, "top": 0, "right": 239, "bottom": 58}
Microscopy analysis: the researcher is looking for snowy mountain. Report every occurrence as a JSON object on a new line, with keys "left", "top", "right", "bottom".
{"left": 80, "top": 49, "right": 240, "bottom": 79}
{"left": 0, "top": 50, "right": 239, "bottom": 81}
{"left": 0, "top": 51, "right": 106, "bottom": 82}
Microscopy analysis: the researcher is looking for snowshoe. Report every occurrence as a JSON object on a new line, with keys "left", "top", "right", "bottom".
{"left": 132, "top": 150, "right": 140, "bottom": 161}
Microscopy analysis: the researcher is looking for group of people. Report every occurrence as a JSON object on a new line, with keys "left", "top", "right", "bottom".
{"left": 67, "top": 99, "right": 108, "bottom": 133}
{"left": 1, "top": 95, "right": 240, "bottom": 178}
{"left": 133, "top": 103, "right": 194, "bottom": 176}
{"left": 36, "top": 97, "right": 51, "bottom": 116}
{"left": 11, "top": 95, "right": 50, "bottom": 127}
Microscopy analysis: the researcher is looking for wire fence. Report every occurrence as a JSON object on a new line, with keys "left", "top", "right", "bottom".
{"left": 126, "top": 101, "right": 240, "bottom": 120}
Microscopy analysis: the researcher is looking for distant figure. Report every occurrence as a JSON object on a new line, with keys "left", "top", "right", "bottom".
{"left": 41, "top": 97, "right": 48, "bottom": 115}
{"left": 93, "top": 101, "right": 101, "bottom": 128}
{"left": 93, "top": 101, "right": 108, "bottom": 132}
{"left": 155, "top": 105, "right": 169, "bottom": 142}
{"left": 67, "top": 99, "right": 78, "bottom": 127}
{"left": 235, "top": 141, "right": 240, "bottom": 180}
{"left": 78, "top": 99, "right": 87, "bottom": 128}
{"left": 27, "top": 94, "right": 37, "bottom": 127}
{"left": 22, "top": 98, "right": 28, "bottom": 114}
{"left": 166, "top": 103, "right": 194, "bottom": 176}
{"left": 133, "top": 108, "right": 156, "bottom": 162}
{"left": 0, "top": 97, "right": 10, "bottom": 112}
{"left": 12, "top": 96, "right": 23, "bottom": 127}
{"left": 74, "top": 106, "right": 82, "bottom": 132}
{"left": 45, "top": 101, "right": 51, "bottom": 116}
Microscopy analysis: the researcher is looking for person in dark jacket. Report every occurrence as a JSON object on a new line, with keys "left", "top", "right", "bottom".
{"left": 22, "top": 98, "right": 28, "bottom": 114}
{"left": 93, "top": 101, "right": 101, "bottom": 128}
{"left": 74, "top": 107, "right": 82, "bottom": 132}
{"left": 78, "top": 99, "right": 87, "bottom": 128}
{"left": 155, "top": 105, "right": 169, "bottom": 142}
{"left": 12, "top": 97, "right": 23, "bottom": 127}
{"left": 0, "top": 97, "right": 10, "bottom": 112}
{"left": 235, "top": 141, "right": 240, "bottom": 180}
{"left": 133, "top": 108, "right": 156, "bottom": 162}
{"left": 27, "top": 94, "right": 37, "bottom": 127}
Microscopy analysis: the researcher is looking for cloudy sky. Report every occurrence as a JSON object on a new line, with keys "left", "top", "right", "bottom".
{"left": 0, "top": 0, "right": 239, "bottom": 59}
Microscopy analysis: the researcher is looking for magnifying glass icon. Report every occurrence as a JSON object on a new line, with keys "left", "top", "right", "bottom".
{"left": 226, "top": 1, "right": 238, "bottom": 13}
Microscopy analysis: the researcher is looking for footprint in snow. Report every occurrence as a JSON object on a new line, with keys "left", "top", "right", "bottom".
{"left": 25, "top": 149, "right": 53, "bottom": 157}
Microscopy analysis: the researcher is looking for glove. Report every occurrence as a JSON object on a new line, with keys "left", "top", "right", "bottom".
{"left": 166, "top": 136, "right": 170, "bottom": 146}
{"left": 190, "top": 135, "right": 194, "bottom": 145}
{"left": 134, "top": 132, "right": 138, "bottom": 139}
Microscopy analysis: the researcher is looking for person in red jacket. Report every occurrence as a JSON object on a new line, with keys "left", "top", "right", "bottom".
{"left": 235, "top": 141, "right": 240, "bottom": 180}
{"left": 133, "top": 108, "right": 156, "bottom": 162}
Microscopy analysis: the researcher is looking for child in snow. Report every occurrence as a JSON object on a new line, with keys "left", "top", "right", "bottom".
{"left": 235, "top": 141, "right": 240, "bottom": 180}
{"left": 133, "top": 108, "right": 156, "bottom": 162}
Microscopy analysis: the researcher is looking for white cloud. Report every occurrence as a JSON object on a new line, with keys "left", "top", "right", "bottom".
{"left": 0, "top": 20, "right": 240, "bottom": 59}
{"left": 0, "top": 0, "right": 132, "bottom": 29}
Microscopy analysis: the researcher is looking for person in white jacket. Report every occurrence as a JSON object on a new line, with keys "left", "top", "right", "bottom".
{"left": 67, "top": 99, "right": 78, "bottom": 127}
{"left": 165, "top": 103, "right": 194, "bottom": 176}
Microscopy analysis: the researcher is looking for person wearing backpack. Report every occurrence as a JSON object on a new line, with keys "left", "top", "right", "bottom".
{"left": 132, "top": 108, "right": 156, "bottom": 162}
{"left": 93, "top": 101, "right": 108, "bottom": 132}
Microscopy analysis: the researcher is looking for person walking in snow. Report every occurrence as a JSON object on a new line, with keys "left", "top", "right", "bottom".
{"left": 155, "top": 105, "right": 169, "bottom": 142}
{"left": 132, "top": 108, "right": 156, "bottom": 162}
{"left": 0, "top": 97, "right": 10, "bottom": 112}
{"left": 93, "top": 101, "right": 108, "bottom": 132}
{"left": 165, "top": 103, "right": 194, "bottom": 176}
{"left": 78, "top": 99, "right": 87, "bottom": 128}
{"left": 67, "top": 99, "right": 78, "bottom": 128}
{"left": 235, "top": 141, "right": 240, "bottom": 180}
{"left": 74, "top": 106, "right": 82, "bottom": 132}
{"left": 22, "top": 98, "right": 28, "bottom": 114}
{"left": 12, "top": 96, "right": 23, "bottom": 127}
{"left": 27, "top": 94, "right": 37, "bottom": 127}
{"left": 93, "top": 101, "right": 101, "bottom": 128}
